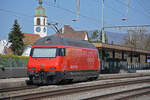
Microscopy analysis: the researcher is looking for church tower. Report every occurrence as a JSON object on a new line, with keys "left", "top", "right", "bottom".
{"left": 34, "top": 0, "right": 47, "bottom": 37}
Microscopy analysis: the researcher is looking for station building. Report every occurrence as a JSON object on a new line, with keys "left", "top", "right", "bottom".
{"left": 94, "top": 43, "right": 150, "bottom": 63}
{"left": 93, "top": 43, "right": 150, "bottom": 73}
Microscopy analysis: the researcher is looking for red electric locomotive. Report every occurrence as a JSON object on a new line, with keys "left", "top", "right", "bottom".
{"left": 27, "top": 36, "right": 100, "bottom": 84}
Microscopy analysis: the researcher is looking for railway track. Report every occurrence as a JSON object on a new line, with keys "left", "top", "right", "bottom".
{"left": 1, "top": 73, "right": 150, "bottom": 94}
{"left": 99, "top": 72, "right": 150, "bottom": 80}
{"left": 0, "top": 85, "right": 38, "bottom": 93}
{"left": 85, "top": 86, "right": 150, "bottom": 100}
{"left": 1, "top": 76, "right": 150, "bottom": 100}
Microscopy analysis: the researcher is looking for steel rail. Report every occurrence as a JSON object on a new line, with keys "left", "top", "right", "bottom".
{"left": 85, "top": 86, "right": 150, "bottom": 100}
{"left": 116, "top": 88, "right": 150, "bottom": 100}
{"left": 1, "top": 78, "right": 150, "bottom": 100}
{"left": 99, "top": 73, "right": 150, "bottom": 80}
{"left": 0, "top": 85, "right": 38, "bottom": 93}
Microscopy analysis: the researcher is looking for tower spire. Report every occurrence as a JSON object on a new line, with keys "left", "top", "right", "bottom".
{"left": 38, "top": 0, "right": 43, "bottom": 7}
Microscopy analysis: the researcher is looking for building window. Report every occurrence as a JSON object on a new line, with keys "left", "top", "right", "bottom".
{"left": 43, "top": 18, "right": 45, "bottom": 25}
{"left": 37, "top": 18, "right": 41, "bottom": 25}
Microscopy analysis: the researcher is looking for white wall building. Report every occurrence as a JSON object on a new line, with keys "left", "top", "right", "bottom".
{"left": 0, "top": 40, "right": 11, "bottom": 55}
{"left": 22, "top": 45, "right": 31, "bottom": 56}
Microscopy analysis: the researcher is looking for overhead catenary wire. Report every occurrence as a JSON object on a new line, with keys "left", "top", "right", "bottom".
{"left": 117, "top": 0, "right": 150, "bottom": 18}
{"left": 43, "top": 1, "right": 99, "bottom": 24}
{"left": 105, "top": 3, "right": 126, "bottom": 18}
{"left": 1, "top": 0, "right": 150, "bottom": 34}
{"left": 104, "top": 25, "right": 150, "bottom": 31}
{"left": 136, "top": 0, "right": 150, "bottom": 15}
{"left": 0, "top": 8, "right": 60, "bottom": 35}
{"left": 0, "top": 8, "right": 33, "bottom": 18}
{"left": 44, "top": 1, "right": 100, "bottom": 31}
{"left": 0, "top": 8, "right": 33, "bottom": 23}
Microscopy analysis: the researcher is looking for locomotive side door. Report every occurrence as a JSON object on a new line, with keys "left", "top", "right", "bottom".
{"left": 58, "top": 48, "right": 67, "bottom": 71}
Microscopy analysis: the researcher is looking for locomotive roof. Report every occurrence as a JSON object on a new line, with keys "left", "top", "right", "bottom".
{"left": 33, "top": 36, "right": 96, "bottom": 49}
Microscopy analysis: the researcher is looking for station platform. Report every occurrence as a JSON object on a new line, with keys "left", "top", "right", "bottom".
{"left": 0, "top": 78, "right": 28, "bottom": 89}
{"left": 1, "top": 72, "right": 150, "bottom": 90}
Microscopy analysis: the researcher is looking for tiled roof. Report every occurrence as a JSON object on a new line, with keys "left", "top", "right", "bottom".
{"left": 52, "top": 25, "right": 88, "bottom": 41}
{"left": 23, "top": 33, "right": 41, "bottom": 46}
{"left": 4, "top": 33, "right": 40, "bottom": 55}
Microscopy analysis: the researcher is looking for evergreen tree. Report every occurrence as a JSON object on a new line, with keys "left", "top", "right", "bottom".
{"left": 90, "top": 30, "right": 99, "bottom": 42}
{"left": 100, "top": 31, "right": 108, "bottom": 43}
{"left": 8, "top": 20, "right": 25, "bottom": 55}
{"left": 99, "top": 31, "right": 102, "bottom": 43}
{"left": 105, "top": 33, "right": 108, "bottom": 44}
{"left": 111, "top": 40, "right": 114, "bottom": 45}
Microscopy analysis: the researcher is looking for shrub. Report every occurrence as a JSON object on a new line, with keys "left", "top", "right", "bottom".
{"left": 0, "top": 55, "right": 29, "bottom": 67}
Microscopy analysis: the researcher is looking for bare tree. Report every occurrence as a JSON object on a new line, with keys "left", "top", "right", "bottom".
{"left": 145, "top": 35, "right": 150, "bottom": 50}
{"left": 89, "top": 30, "right": 99, "bottom": 42}
{"left": 123, "top": 28, "right": 150, "bottom": 50}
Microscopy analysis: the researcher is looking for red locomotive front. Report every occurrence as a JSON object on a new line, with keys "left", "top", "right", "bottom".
{"left": 27, "top": 36, "right": 100, "bottom": 85}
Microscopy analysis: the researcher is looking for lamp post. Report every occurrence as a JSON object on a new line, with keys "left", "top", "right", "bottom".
{"left": 102, "top": 0, "right": 105, "bottom": 43}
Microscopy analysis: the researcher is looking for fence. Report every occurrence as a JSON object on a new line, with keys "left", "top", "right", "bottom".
{"left": 0, "top": 57, "right": 28, "bottom": 67}
{"left": 101, "top": 61, "right": 150, "bottom": 73}
{"left": 0, "top": 56, "right": 28, "bottom": 78}
{"left": 0, "top": 57, "right": 150, "bottom": 71}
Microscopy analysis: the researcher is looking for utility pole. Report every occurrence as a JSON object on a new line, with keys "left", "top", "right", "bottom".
{"left": 72, "top": 0, "right": 80, "bottom": 22}
{"left": 126, "top": 0, "right": 130, "bottom": 21}
{"left": 102, "top": 0, "right": 105, "bottom": 43}
{"left": 121, "top": 0, "right": 130, "bottom": 21}
{"left": 76, "top": 0, "right": 80, "bottom": 20}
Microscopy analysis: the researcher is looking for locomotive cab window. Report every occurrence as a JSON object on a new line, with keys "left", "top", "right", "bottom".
{"left": 57, "top": 48, "right": 66, "bottom": 56}
{"left": 30, "top": 47, "right": 57, "bottom": 58}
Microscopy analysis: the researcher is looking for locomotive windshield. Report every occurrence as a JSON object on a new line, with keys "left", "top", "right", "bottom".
{"left": 31, "top": 47, "right": 57, "bottom": 58}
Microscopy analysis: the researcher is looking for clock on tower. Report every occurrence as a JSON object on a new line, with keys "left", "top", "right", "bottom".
{"left": 36, "top": 27, "right": 41, "bottom": 32}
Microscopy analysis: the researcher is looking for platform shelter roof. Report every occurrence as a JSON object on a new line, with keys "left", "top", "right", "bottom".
{"left": 93, "top": 43, "right": 150, "bottom": 55}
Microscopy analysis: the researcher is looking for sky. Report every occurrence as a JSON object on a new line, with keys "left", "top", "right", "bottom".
{"left": 0, "top": 0, "right": 150, "bottom": 40}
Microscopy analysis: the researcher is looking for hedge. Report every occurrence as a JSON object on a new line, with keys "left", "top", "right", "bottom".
{"left": 0, "top": 55, "right": 29, "bottom": 67}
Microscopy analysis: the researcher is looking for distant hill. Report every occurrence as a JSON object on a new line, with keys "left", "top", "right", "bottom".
{"left": 105, "top": 31, "right": 126, "bottom": 44}
{"left": 88, "top": 31, "right": 126, "bottom": 44}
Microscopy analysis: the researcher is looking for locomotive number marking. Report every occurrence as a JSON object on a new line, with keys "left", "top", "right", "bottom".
{"left": 70, "top": 65, "right": 78, "bottom": 69}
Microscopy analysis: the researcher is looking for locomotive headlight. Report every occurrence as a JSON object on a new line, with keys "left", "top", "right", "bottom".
{"left": 50, "top": 67, "right": 56, "bottom": 70}
{"left": 29, "top": 67, "right": 36, "bottom": 70}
